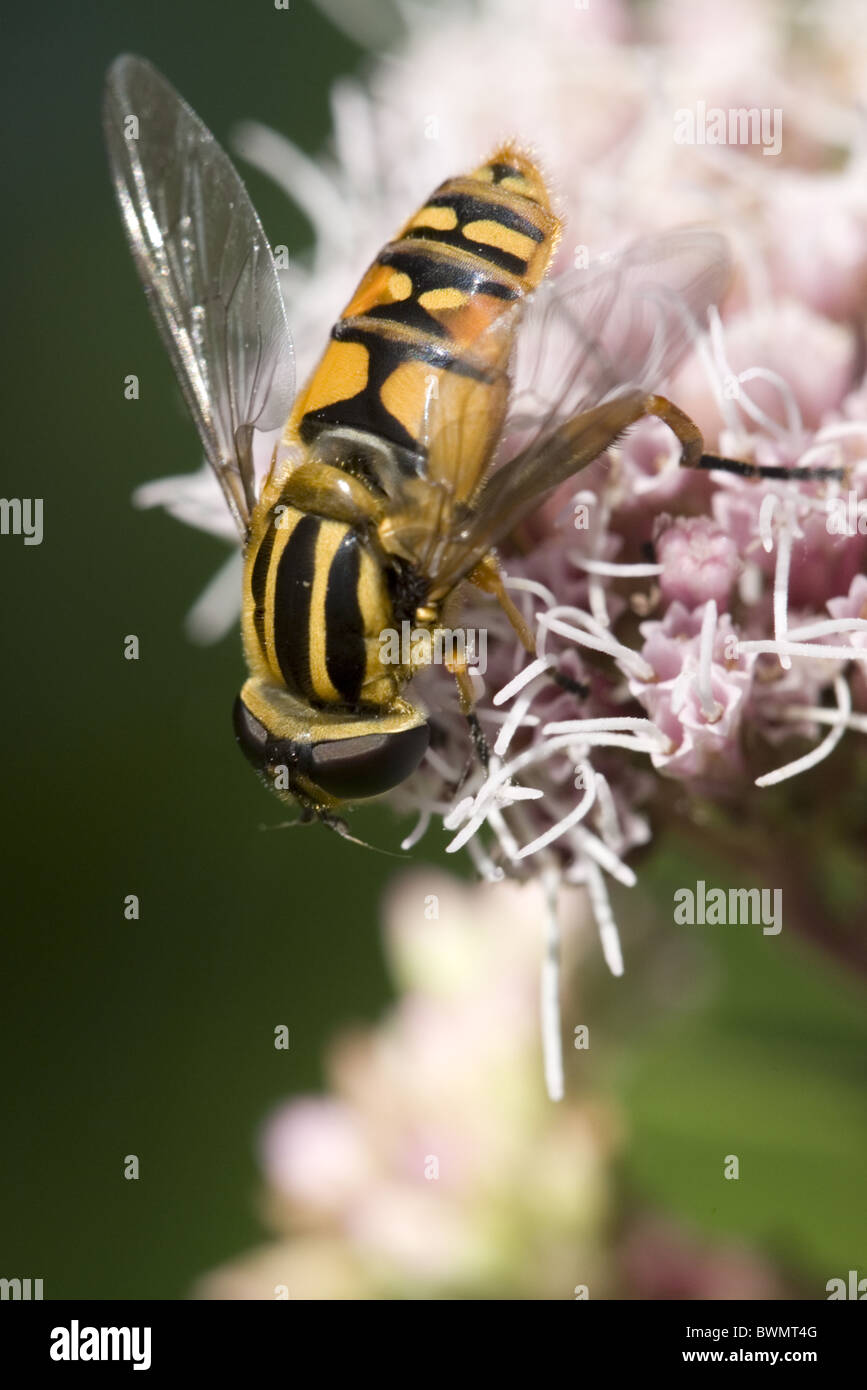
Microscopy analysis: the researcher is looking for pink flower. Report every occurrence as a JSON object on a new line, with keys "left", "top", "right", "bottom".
{"left": 620, "top": 1216, "right": 787, "bottom": 1301}
{"left": 261, "top": 1099, "right": 372, "bottom": 1217}
{"left": 196, "top": 867, "right": 796, "bottom": 1301}
{"left": 197, "top": 872, "right": 621, "bottom": 1299}
{"left": 630, "top": 603, "right": 753, "bottom": 781}
{"left": 828, "top": 574, "right": 867, "bottom": 651}
{"left": 766, "top": 169, "right": 867, "bottom": 323}
{"left": 655, "top": 516, "right": 741, "bottom": 609}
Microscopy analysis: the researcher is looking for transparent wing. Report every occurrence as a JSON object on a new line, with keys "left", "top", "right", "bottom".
{"left": 382, "top": 311, "right": 518, "bottom": 584}
{"left": 506, "top": 228, "right": 729, "bottom": 442}
{"left": 417, "top": 228, "right": 731, "bottom": 596}
{"left": 103, "top": 54, "right": 295, "bottom": 537}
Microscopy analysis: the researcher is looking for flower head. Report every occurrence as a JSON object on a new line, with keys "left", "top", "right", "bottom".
{"left": 136, "top": 0, "right": 867, "bottom": 983}
{"left": 196, "top": 867, "right": 791, "bottom": 1301}
{"left": 197, "top": 870, "right": 620, "bottom": 1298}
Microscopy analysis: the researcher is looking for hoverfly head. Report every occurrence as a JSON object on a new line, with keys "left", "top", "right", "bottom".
{"left": 232, "top": 682, "right": 430, "bottom": 810}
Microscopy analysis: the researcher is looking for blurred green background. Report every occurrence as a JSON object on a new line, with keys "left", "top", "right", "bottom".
{"left": 1, "top": 0, "right": 863, "bottom": 1299}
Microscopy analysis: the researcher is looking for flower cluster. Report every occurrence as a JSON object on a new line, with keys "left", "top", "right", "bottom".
{"left": 196, "top": 870, "right": 786, "bottom": 1300}
{"left": 137, "top": 0, "right": 867, "bottom": 977}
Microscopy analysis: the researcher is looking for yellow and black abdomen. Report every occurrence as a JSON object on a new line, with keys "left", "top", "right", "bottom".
{"left": 284, "top": 146, "right": 561, "bottom": 477}
{"left": 242, "top": 148, "right": 561, "bottom": 730}
{"left": 242, "top": 502, "right": 397, "bottom": 710}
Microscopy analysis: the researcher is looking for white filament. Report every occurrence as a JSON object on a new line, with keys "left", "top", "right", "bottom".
{"left": 772, "top": 503, "right": 795, "bottom": 670}
{"left": 400, "top": 809, "right": 430, "bottom": 852}
{"left": 515, "top": 765, "right": 596, "bottom": 860}
{"left": 493, "top": 657, "right": 555, "bottom": 707}
{"left": 738, "top": 640, "right": 867, "bottom": 663}
{"left": 697, "top": 600, "right": 722, "bottom": 720}
{"left": 581, "top": 857, "right": 625, "bottom": 976}
{"left": 756, "top": 677, "right": 851, "bottom": 786}
{"left": 541, "top": 869, "right": 564, "bottom": 1103}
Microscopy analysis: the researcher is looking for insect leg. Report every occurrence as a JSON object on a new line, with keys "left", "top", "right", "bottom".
{"left": 468, "top": 554, "right": 536, "bottom": 652}
{"left": 639, "top": 394, "right": 705, "bottom": 466}
{"left": 446, "top": 649, "right": 491, "bottom": 772}
{"left": 468, "top": 554, "right": 589, "bottom": 699}
{"left": 695, "top": 453, "right": 845, "bottom": 482}
{"left": 642, "top": 394, "right": 844, "bottom": 482}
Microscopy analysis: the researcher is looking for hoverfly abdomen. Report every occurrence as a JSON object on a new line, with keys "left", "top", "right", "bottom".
{"left": 244, "top": 500, "right": 397, "bottom": 711}
{"left": 286, "top": 146, "right": 561, "bottom": 477}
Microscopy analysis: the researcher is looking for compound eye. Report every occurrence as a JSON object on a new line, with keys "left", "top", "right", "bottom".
{"left": 232, "top": 696, "right": 271, "bottom": 769}
{"left": 309, "top": 723, "right": 430, "bottom": 801}
{"left": 233, "top": 695, "right": 300, "bottom": 778}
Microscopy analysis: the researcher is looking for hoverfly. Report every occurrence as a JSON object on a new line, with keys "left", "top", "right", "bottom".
{"left": 104, "top": 56, "right": 819, "bottom": 833}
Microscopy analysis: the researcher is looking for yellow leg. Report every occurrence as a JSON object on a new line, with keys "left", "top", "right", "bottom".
{"left": 468, "top": 553, "right": 536, "bottom": 652}
{"left": 640, "top": 393, "right": 705, "bottom": 468}
{"left": 467, "top": 553, "right": 588, "bottom": 700}
{"left": 445, "top": 648, "right": 490, "bottom": 771}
